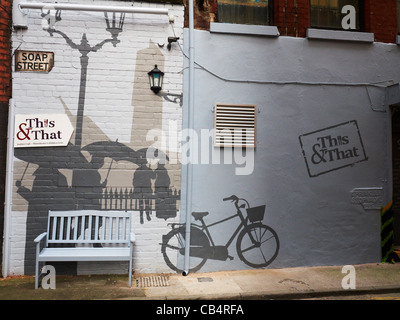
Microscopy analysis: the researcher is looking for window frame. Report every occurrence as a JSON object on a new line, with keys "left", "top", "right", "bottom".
{"left": 216, "top": 0, "right": 274, "bottom": 27}
{"left": 309, "top": 0, "right": 364, "bottom": 32}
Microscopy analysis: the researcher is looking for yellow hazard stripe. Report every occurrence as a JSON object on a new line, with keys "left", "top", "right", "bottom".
{"left": 381, "top": 200, "right": 393, "bottom": 215}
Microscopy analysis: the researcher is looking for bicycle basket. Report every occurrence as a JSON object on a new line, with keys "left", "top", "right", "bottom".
{"left": 246, "top": 205, "right": 266, "bottom": 223}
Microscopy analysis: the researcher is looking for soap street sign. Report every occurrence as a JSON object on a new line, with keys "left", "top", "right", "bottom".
{"left": 299, "top": 120, "right": 368, "bottom": 177}
{"left": 15, "top": 50, "right": 54, "bottom": 72}
{"left": 14, "top": 114, "right": 74, "bottom": 148}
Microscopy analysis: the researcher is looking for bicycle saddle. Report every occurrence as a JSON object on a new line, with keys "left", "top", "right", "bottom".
{"left": 192, "top": 211, "right": 209, "bottom": 220}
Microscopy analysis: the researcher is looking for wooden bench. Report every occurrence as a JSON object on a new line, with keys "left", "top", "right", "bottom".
{"left": 34, "top": 210, "right": 135, "bottom": 289}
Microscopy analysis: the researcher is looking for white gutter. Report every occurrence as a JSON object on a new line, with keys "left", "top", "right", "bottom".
{"left": 18, "top": 2, "right": 169, "bottom": 15}
{"left": 182, "top": 0, "right": 194, "bottom": 276}
{"left": 14, "top": 1, "right": 169, "bottom": 28}
{"left": 3, "top": 99, "right": 15, "bottom": 278}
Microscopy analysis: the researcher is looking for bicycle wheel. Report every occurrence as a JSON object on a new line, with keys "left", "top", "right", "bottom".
{"left": 161, "top": 226, "right": 209, "bottom": 274}
{"left": 236, "top": 223, "right": 279, "bottom": 268}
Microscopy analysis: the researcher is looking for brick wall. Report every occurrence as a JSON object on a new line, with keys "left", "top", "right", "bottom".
{"left": 10, "top": 0, "right": 184, "bottom": 276}
{"left": 364, "top": 0, "right": 398, "bottom": 43}
{"left": 0, "top": 0, "right": 11, "bottom": 104}
{"left": 273, "top": 0, "right": 310, "bottom": 37}
{"left": 189, "top": 0, "right": 399, "bottom": 43}
{"left": 0, "top": 0, "right": 12, "bottom": 268}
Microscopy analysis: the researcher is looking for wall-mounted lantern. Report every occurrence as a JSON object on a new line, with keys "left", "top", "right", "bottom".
{"left": 148, "top": 65, "right": 164, "bottom": 94}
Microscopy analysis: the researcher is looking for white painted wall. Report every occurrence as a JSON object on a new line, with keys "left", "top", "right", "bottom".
{"left": 9, "top": 0, "right": 184, "bottom": 276}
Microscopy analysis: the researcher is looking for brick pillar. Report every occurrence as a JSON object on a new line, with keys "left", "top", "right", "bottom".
{"left": 0, "top": 0, "right": 12, "bottom": 272}
{"left": 364, "top": 0, "right": 398, "bottom": 43}
{"left": 189, "top": 0, "right": 217, "bottom": 30}
{"left": 274, "top": 0, "right": 310, "bottom": 37}
{"left": 0, "top": 0, "right": 12, "bottom": 103}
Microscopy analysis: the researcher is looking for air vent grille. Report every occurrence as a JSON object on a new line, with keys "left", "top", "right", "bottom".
{"left": 214, "top": 104, "right": 256, "bottom": 147}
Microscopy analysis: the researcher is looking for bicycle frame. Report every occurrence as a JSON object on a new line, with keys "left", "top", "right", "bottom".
{"left": 161, "top": 195, "right": 279, "bottom": 272}
{"left": 191, "top": 199, "right": 249, "bottom": 249}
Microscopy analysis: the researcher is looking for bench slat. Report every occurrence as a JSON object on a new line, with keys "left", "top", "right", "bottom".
{"left": 38, "top": 247, "right": 131, "bottom": 262}
{"left": 59, "top": 216, "right": 64, "bottom": 240}
{"left": 46, "top": 239, "right": 128, "bottom": 244}
{"left": 51, "top": 216, "right": 57, "bottom": 241}
{"left": 88, "top": 215, "right": 92, "bottom": 240}
{"left": 122, "top": 217, "right": 126, "bottom": 241}
{"left": 81, "top": 216, "right": 85, "bottom": 240}
{"left": 116, "top": 218, "right": 120, "bottom": 241}
{"left": 95, "top": 216, "right": 99, "bottom": 240}
{"left": 47, "top": 211, "right": 131, "bottom": 244}
{"left": 101, "top": 216, "right": 106, "bottom": 241}
{"left": 66, "top": 216, "right": 71, "bottom": 240}
{"left": 49, "top": 210, "right": 131, "bottom": 218}
{"left": 73, "top": 216, "right": 78, "bottom": 240}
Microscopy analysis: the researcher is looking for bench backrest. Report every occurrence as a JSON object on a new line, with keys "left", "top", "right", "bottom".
{"left": 47, "top": 210, "right": 131, "bottom": 245}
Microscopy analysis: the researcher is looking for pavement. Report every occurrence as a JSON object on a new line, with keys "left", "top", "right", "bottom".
{"left": 0, "top": 262, "right": 399, "bottom": 300}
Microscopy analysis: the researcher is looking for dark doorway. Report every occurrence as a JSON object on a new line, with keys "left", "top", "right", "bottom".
{"left": 391, "top": 106, "right": 400, "bottom": 247}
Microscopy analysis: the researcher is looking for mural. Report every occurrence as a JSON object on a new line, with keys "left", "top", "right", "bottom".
{"left": 12, "top": 5, "right": 279, "bottom": 275}
{"left": 13, "top": 9, "right": 181, "bottom": 275}
{"left": 160, "top": 195, "right": 279, "bottom": 273}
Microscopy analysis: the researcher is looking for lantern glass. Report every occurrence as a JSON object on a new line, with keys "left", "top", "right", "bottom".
{"left": 148, "top": 65, "right": 164, "bottom": 94}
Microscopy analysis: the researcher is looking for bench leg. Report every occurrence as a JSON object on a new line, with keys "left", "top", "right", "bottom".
{"left": 128, "top": 258, "right": 133, "bottom": 287}
{"left": 35, "top": 260, "right": 39, "bottom": 289}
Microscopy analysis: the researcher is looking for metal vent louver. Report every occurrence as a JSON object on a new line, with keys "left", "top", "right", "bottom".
{"left": 214, "top": 104, "right": 256, "bottom": 148}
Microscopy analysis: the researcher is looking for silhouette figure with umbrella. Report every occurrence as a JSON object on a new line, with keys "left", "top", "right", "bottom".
{"left": 14, "top": 144, "right": 82, "bottom": 275}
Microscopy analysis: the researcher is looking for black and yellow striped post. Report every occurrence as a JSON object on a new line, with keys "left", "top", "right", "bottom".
{"left": 381, "top": 201, "right": 399, "bottom": 263}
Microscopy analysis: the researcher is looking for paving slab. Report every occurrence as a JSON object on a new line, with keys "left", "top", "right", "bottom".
{"left": 0, "top": 263, "right": 398, "bottom": 300}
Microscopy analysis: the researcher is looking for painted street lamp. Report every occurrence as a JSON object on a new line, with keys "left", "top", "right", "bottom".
{"left": 43, "top": 9, "right": 124, "bottom": 147}
{"left": 104, "top": 12, "right": 125, "bottom": 47}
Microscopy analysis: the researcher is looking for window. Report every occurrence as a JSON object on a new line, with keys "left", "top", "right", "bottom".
{"left": 217, "top": 0, "right": 273, "bottom": 26}
{"left": 214, "top": 104, "right": 256, "bottom": 148}
{"left": 310, "top": 0, "right": 362, "bottom": 30}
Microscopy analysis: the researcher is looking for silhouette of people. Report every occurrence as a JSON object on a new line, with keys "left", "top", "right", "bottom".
{"left": 73, "top": 155, "right": 107, "bottom": 210}
{"left": 16, "top": 162, "right": 75, "bottom": 275}
{"left": 133, "top": 157, "right": 155, "bottom": 224}
{"left": 154, "top": 162, "right": 176, "bottom": 220}
{"left": 72, "top": 154, "right": 108, "bottom": 247}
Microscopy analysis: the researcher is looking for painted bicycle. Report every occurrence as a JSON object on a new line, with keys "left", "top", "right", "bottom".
{"left": 160, "top": 195, "right": 279, "bottom": 273}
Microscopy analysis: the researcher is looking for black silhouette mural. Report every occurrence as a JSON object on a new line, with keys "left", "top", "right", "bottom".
{"left": 14, "top": 9, "right": 180, "bottom": 275}
{"left": 133, "top": 153, "right": 156, "bottom": 224}
{"left": 155, "top": 162, "right": 177, "bottom": 220}
{"left": 15, "top": 147, "right": 77, "bottom": 275}
{"left": 160, "top": 195, "right": 279, "bottom": 273}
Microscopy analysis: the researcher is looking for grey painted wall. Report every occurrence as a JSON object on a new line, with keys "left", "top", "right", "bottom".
{"left": 180, "top": 28, "right": 400, "bottom": 272}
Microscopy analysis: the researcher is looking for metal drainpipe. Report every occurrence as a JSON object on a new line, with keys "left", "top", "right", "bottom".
{"left": 3, "top": 99, "right": 15, "bottom": 278}
{"left": 183, "top": 0, "right": 195, "bottom": 276}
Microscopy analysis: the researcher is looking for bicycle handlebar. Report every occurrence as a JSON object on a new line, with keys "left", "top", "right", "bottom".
{"left": 223, "top": 195, "right": 239, "bottom": 202}
{"left": 223, "top": 195, "right": 250, "bottom": 210}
